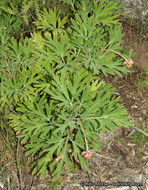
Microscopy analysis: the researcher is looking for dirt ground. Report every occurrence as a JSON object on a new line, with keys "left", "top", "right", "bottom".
{"left": 0, "top": 20, "right": 148, "bottom": 190}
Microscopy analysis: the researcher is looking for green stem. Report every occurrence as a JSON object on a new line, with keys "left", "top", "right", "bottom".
{"left": 103, "top": 49, "right": 128, "bottom": 61}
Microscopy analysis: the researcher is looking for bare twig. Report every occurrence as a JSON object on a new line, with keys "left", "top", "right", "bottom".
{"left": 16, "top": 139, "right": 22, "bottom": 190}
{"left": 95, "top": 153, "right": 115, "bottom": 161}
{"left": 113, "top": 156, "right": 122, "bottom": 167}
{"left": 7, "top": 174, "right": 10, "bottom": 190}
{"left": 132, "top": 126, "right": 148, "bottom": 137}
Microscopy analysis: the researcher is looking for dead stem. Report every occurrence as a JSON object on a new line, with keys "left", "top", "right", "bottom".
{"left": 133, "top": 126, "right": 148, "bottom": 137}
{"left": 16, "top": 139, "right": 22, "bottom": 190}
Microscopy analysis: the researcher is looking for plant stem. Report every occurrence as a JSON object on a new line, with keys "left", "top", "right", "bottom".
{"left": 80, "top": 122, "right": 89, "bottom": 151}
{"left": 67, "top": 128, "right": 70, "bottom": 138}
{"left": 102, "top": 49, "right": 128, "bottom": 61}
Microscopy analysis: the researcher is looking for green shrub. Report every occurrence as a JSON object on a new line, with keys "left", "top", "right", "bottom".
{"left": 0, "top": 0, "right": 53, "bottom": 24}
{"left": 0, "top": 0, "right": 132, "bottom": 181}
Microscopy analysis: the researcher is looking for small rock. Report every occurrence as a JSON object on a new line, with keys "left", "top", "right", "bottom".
{"left": 131, "top": 105, "right": 138, "bottom": 109}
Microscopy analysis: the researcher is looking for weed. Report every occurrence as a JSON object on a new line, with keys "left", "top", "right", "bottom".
{"left": 136, "top": 67, "right": 148, "bottom": 89}
{"left": 130, "top": 125, "right": 148, "bottom": 147}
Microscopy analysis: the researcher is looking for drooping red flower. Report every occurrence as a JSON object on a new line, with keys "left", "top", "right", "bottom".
{"left": 123, "top": 59, "right": 134, "bottom": 68}
{"left": 82, "top": 150, "right": 94, "bottom": 160}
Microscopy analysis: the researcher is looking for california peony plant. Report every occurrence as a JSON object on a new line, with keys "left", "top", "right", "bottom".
{"left": 0, "top": 0, "right": 132, "bottom": 180}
